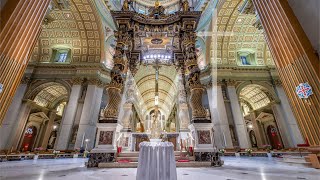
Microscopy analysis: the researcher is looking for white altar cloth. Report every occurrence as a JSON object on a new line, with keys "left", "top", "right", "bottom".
{"left": 136, "top": 141, "right": 177, "bottom": 180}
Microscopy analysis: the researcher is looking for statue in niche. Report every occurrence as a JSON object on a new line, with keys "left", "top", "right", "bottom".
{"left": 240, "top": 56, "right": 250, "bottom": 65}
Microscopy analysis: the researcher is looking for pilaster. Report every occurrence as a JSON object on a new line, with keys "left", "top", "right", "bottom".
{"left": 41, "top": 111, "right": 57, "bottom": 149}
{"left": 55, "top": 84, "right": 81, "bottom": 150}
{"left": 0, "top": 84, "right": 28, "bottom": 150}
{"left": 227, "top": 85, "right": 250, "bottom": 148}
{"left": 207, "top": 85, "right": 233, "bottom": 149}
{"left": 75, "top": 84, "right": 103, "bottom": 150}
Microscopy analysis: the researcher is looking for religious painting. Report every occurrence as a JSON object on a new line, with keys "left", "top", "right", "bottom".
{"left": 98, "top": 131, "right": 113, "bottom": 145}
{"left": 197, "top": 130, "right": 211, "bottom": 144}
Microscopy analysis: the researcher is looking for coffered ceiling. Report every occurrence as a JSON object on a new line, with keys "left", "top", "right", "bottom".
{"left": 31, "top": 0, "right": 105, "bottom": 64}
{"left": 209, "top": 0, "right": 275, "bottom": 66}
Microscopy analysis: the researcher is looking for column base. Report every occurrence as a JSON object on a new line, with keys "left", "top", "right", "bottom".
{"left": 194, "top": 152, "right": 224, "bottom": 166}
{"left": 189, "top": 123, "right": 215, "bottom": 152}
{"left": 87, "top": 151, "right": 115, "bottom": 168}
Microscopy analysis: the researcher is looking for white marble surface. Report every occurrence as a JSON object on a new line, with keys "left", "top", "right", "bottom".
{"left": 0, "top": 157, "right": 319, "bottom": 180}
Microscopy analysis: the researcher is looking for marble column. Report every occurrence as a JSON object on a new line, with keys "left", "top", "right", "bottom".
{"left": 10, "top": 100, "right": 34, "bottom": 151}
{"left": 0, "top": 0, "right": 51, "bottom": 124}
{"left": 41, "top": 111, "right": 56, "bottom": 149}
{"left": 56, "top": 84, "right": 81, "bottom": 150}
{"left": 0, "top": 83, "right": 28, "bottom": 150}
{"left": 275, "top": 85, "right": 304, "bottom": 146}
{"left": 252, "top": 0, "right": 320, "bottom": 145}
{"left": 207, "top": 85, "right": 233, "bottom": 149}
{"left": 227, "top": 85, "right": 250, "bottom": 148}
{"left": 75, "top": 83, "right": 103, "bottom": 150}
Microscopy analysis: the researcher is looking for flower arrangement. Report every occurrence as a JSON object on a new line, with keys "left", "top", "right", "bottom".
{"left": 245, "top": 148, "right": 253, "bottom": 155}
{"left": 53, "top": 150, "right": 60, "bottom": 158}
{"left": 263, "top": 145, "right": 272, "bottom": 153}
{"left": 218, "top": 149, "right": 225, "bottom": 155}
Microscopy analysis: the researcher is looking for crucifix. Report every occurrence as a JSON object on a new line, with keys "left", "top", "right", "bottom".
{"left": 150, "top": 57, "right": 163, "bottom": 139}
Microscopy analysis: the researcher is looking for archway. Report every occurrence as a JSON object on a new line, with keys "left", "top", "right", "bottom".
{"left": 238, "top": 83, "right": 276, "bottom": 148}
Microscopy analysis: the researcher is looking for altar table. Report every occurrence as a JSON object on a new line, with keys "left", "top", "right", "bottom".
{"left": 136, "top": 142, "right": 177, "bottom": 180}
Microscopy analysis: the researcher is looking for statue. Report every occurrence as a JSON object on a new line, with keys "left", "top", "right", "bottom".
{"left": 182, "top": 0, "right": 190, "bottom": 12}
{"left": 122, "top": 0, "right": 129, "bottom": 11}
{"left": 149, "top": 0, "right": 165, "bottom": 18}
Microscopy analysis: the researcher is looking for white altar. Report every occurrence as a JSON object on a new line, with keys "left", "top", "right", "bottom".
{"left": 136, "top": 141, "right": 177, "bottom": 180}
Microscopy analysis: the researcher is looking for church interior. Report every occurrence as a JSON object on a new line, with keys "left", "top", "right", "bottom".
{"left": 0, "top": 0, "right": 319, "bottom": 179}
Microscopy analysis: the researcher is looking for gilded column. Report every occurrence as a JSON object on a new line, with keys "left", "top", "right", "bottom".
{"left": 0, "top": 0, "right": 51, "bottom": 125}
{"left": 252, "top": 0, "right": 320, "bottom": 145}
{"left": 102, "top": 24, "right": 130, "bottom": 122}
{"left": 182, "top": 31, "right": 207, "bottom": 122}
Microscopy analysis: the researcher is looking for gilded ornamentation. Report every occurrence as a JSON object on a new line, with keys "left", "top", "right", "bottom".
{"left": 71, "top": 77, "right": 83, "bottom": 85}
{"left": 102, "top": 22, "right": 132, "bottom": 122}
{"left": 182, "top": 0, "right": 190, "bottom": 12}
{"left": 182, "top": 30, "right": 207, "bottom": 121}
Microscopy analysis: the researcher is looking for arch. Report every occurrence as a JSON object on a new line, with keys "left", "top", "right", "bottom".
{"left": 25, "top": 80, "right": 71, "bottom": 100}
{"left": 236, "top": 81, "right": 279, "bottom": 102}
{"left": 238, "top": 84, "right": 273, "bottom": 110}
{"left": 25, "top": 81, "right": 71, "bottom": 108}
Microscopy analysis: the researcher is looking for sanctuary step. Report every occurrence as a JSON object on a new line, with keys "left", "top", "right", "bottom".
{"left": 98, "top": 161, "right": 211, "bottom": 168}
{"left": 116, "top": 151, "right": 195, "bottom": 163}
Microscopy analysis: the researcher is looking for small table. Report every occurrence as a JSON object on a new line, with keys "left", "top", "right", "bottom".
{"left": 136, "top": 141, "right": 177, "bottom": 180}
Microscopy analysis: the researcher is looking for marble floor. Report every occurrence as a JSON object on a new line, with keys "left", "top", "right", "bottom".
{"left": 0, "top": 157, "right": 319, "bottom": 180}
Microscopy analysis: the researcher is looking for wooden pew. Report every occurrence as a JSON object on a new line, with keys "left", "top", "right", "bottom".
{"left": 305, "top": 146, "right": 320, "bottom": 169}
